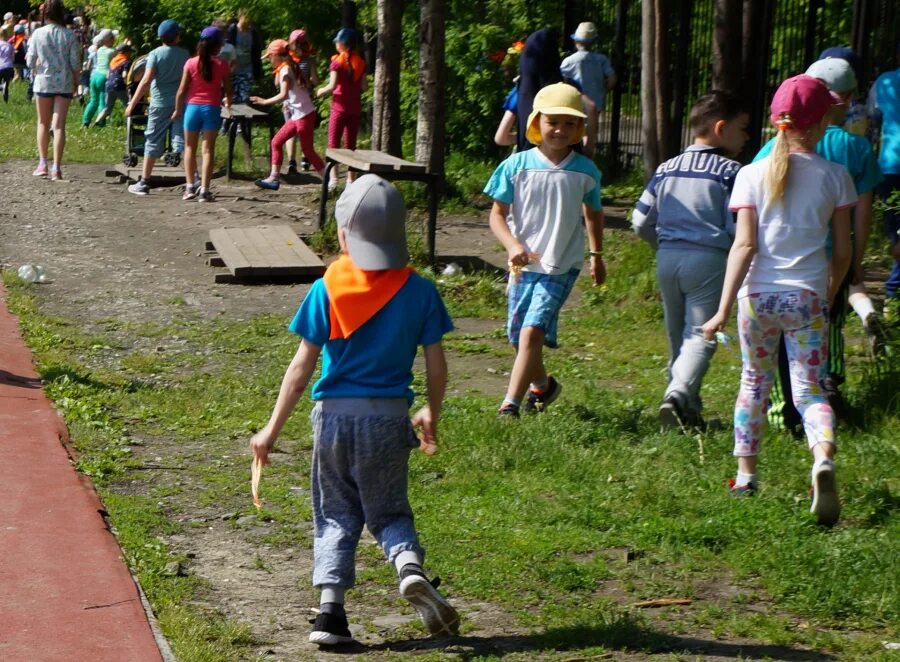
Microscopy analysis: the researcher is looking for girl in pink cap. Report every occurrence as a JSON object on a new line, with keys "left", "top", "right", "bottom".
{"left": 317, "top": 27, "right": 366, "bottom": 190}
{"left": 286, "top": 28, "right": 318, "bottom": 173}
{"left": 250, "top": 39, "right": 325, "bottom": 190}
{"left": 702, "top": 74, "right": 856, "bottom": 527}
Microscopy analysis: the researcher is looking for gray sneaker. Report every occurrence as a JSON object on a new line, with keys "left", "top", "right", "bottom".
{"left": 197, "top": 189, "right": 215, "bottom": 203}
{"left": 810, "top": 459, "right": 840, "bottom": 527}
{"left": 128, "top": 178, "right": 150, "bottom": 195}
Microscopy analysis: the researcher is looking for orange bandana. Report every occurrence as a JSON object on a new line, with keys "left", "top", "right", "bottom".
{"left": 109, "top": 53, "right": 127, "bottom": 70}
{"left": 332, "top": 52, "right": 365, "bottom": 83}
{"left": 323, "top": 255, "right": 412, "bottom": 340}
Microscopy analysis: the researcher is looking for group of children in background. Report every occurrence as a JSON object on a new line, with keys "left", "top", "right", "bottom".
{"left": 633, "top": 50, "right": 893, "bottom": 530}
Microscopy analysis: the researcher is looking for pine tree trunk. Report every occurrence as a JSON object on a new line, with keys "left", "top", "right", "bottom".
{"left": 713, "top": 0, "right": 743, "bottom": 93}
{"left": 641, "top": 0, "right": 659, "bottom": 179}
{"left": 415, "top": 0, "right": 446, "bottom": 174}
{"left": 371, "top": 0, "right": 404, "bottom": 156}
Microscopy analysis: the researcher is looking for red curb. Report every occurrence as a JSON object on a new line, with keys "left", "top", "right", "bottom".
{"left": 0, "top": 283, "right": 164, "bottom": 661}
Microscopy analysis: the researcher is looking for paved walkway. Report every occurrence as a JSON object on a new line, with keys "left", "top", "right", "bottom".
{"left": 0, "top": 283, "right": 167, "bottom": 661}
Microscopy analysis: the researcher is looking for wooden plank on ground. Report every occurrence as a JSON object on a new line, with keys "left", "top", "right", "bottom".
{"left": 208, "top": 226, "right": 326, "bottom": 281}
{"left": 107, "top": 163, "right": 187, "bottom": 183}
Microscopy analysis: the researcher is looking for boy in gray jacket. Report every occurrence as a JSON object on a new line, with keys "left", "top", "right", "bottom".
{"left": 632, "top": 92, "right": 748, "bottom": 430}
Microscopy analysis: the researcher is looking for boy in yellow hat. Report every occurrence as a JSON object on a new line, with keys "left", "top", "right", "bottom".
{"left": 484, "top": 82, "right": 606, "bottom": 417}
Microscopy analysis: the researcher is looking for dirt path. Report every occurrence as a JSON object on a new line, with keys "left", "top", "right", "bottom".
{"left": 0, "top": 162, "right": 841, "bottom": 661}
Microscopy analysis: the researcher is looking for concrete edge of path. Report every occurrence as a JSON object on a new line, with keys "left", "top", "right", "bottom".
{"left": 0, "top": 281, "right": 172, "bottom": 662}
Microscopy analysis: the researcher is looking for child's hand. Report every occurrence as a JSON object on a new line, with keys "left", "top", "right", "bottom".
{"left": 507, "top": 242, "right": 530, "bottom": 268}
{"left": 701, "top": 312, "right": 727, "bottom": 341}
{"left": 170, "top": 108, "right": 181, "bottom": 120}
{"left": 249, "top": 95, "right": 263, "bottom": 105}
{"left": 590, "top": 255, "right": 606, "bottom": 286}
{"left": 412, "top": 406, "right": 438, "bottom": 455}
{"left": 124, "top": 104, "right": 133, "bottom": 118}
{"left": 249, "top": 429, "right": 275, "bottom": 466}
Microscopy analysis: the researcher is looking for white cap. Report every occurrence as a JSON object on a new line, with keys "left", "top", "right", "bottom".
{"left": 3, "top": 12, "right": 13, "bottom": 21}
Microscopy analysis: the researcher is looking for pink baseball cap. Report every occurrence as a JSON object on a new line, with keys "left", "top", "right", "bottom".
{"left": 289, "top": 29, "right": 307, "bottom": 44}
{"left": 769, "top": 74, "right": 835, "bottom": 130}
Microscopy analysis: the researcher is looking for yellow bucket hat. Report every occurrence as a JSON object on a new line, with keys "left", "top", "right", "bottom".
{"left": 526, "top": 82, "right": 587, "bottom": 146}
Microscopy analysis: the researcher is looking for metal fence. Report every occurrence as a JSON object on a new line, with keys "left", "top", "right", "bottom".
{"left": 563, "top": 0, "right": 900, "bottom": 176}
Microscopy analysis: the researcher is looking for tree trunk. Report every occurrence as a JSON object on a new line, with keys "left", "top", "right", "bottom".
{"left": 371, "top": 0, "right": 404, "bottom": 156}
{"left": 712, "top": 0, "right": 743, "bottom": 93}
{"left": 415, "top": 0, "right": 446, "bottom": 174}
{"left": 342, "top": 1, "right": 358, "bottom": 30}
{"left": 641, "top": 0, "right": 659, "bottom": 180}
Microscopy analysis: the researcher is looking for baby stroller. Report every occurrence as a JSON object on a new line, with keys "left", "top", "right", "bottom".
{"left": 122, "top": 55, "right": 181, "bottom": 168}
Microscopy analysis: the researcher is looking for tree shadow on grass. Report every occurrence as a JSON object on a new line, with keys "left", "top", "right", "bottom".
{"left": 320, "top": 620, "right": 834, "bottom": 660}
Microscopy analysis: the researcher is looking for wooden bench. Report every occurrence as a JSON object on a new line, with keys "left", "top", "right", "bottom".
{"left": 318, "top": 148, "right": 442, "bottom": 264}
{"left": 221, "top": 103, "right": 275, "bottom": 180}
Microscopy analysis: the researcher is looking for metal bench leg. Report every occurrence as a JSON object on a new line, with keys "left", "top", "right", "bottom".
{"left": 227, "top": 118, "right": 238, "bottom": 181}
{"left": 317, "top": 161, "right": 338, "bottom": 232}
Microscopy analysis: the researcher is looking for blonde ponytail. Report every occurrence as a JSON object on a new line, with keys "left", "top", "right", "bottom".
{"left": 765, "top": 113, "right": 792, "bottom": 202}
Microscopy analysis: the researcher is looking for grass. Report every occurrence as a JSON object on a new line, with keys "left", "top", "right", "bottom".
{"left": 3, "top": 81, "right": 899, "bottom": 659}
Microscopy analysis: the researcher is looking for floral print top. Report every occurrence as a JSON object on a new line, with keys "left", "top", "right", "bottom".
{"left": 26, "top": 24, "right": 81, "bottom": 95}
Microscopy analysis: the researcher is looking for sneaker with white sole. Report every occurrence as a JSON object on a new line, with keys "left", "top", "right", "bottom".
{"left": 522, "top": 375, "right": 563, "bottom": 413}
{"left": 398, "top": 565, "right": 460, "bottom": 637}
{"left": 33, "top": 162, "right": 49, "bottom": 177}
{"left": 197, "top": 189, "right": 214, "bottom": 202}
{"left": 128, "top": 178, "right": 150, "bottom": 195}
{"left": 658, "top": 396, "right": 685, "bottom": 432}
{"left": 50, "top": 167, "right": 63, "bottom": 182}
{"left": 810, "top": 459, "right": 840, "bottom": 527}
{"left": 308, "top": 610, "right": 354, "bottom": 646}
{"left": 182, "top": 183, "right": 197, "bottom": 201}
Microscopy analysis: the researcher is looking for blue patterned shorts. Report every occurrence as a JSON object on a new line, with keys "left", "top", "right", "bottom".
{"left": 507, "top": 269, "right": 580, "bottom": 348}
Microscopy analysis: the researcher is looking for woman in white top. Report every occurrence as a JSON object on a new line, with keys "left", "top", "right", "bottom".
{"left": 25, "top": 0, "right": 81, "bottom": 181}
{"left": 702, "top": 75, "right": 856, "bottom": 527}
{"left": 250, "top": 39, "right": 325, "bottom": 191}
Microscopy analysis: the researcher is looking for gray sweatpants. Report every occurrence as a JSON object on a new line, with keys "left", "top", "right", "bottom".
{"left": 311, "top": 398, "right": 424, "bottom": 588}
{"left": 657, "top": 247, "right": 726, "bottom": 418}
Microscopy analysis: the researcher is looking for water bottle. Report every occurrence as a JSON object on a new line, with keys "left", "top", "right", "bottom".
{"left": 17, "top": 264, "right": 37, "bottom": 283}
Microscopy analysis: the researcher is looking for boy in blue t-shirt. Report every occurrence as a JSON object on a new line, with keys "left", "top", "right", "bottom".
{"left": 124, "top": 19, "right": 189, "bottom": 195}
{"left": 484, "top": 82, "right": 605, "bottom": 417}
{"left": 251, "top": 175, "right": 459, "bottom": 646}
{"left": 631, "top": 91, "right": 749, "bottom": 431}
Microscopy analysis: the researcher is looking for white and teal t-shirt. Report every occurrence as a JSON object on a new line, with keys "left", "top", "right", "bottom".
{"left": 484, "top": 148, "right": 602, "bottom": 275}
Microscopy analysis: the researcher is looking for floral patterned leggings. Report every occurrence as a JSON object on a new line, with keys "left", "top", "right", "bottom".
{"left": 734, "top": 290, "right": 835, "bottom": 457}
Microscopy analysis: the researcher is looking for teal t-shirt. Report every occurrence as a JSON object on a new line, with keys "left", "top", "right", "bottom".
{"left": 288, "top": 274, "right": 454, "bottom": 405}
{"left": 754, "top": 125, "right": 882, "bottom": 195}
{"left": 146, "top": 44, "right": 190, "bottom": 108}
{"left": 95, "top": 46, "right": 115, "bottom": 75}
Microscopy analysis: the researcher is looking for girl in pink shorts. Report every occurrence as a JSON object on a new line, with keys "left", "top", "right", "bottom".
{"left": 250, "top": 39, "right": 324, "bottom": 190}
{"left": 317, "top": 27, "right": 366, "bottom": 189}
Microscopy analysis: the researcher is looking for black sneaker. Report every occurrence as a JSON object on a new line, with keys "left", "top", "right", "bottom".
{"left": 728, "top": 479, "right": 756, "bottom": 497}
{"left": 301, "top": 158, "right": 311, "bottom": 171}
{"left": 287, "top": 159, "right": 299, "bottom": 176}
{"left": 522, "top": 376, "right": 563, "bottom": 413}
{"left": 498, "top": 403, "right": 520, "bottom": 419}
{"left": 398, "top": 565, "right": 460, "bottom": 637}
{"left": 309, "top": 610, "right": 354, "bottom": 646}
{"left": 658, "top": 396, "right": 684, "bottom": 432}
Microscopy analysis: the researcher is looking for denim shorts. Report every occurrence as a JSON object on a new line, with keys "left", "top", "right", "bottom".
{"left": 144, "top": 105, "right": 184, "bottom": 158}
{"left": 507, "top": 268, "right": 580, "bottom": 348}
{"left": 183, "top": 103, "right": 222, "bottom": 133}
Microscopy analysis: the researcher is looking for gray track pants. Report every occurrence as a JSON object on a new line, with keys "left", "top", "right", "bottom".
{"left": 657, "top": 247, "right": 726, "bottom": 418}
{"left": 311, "top": 398, "right": 424, "bottom": 588}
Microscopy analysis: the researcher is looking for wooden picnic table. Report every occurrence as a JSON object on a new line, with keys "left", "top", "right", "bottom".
{"left": 318, "top": 148, "right": 442, "bottom": 265}
{"left": 221, "top": 103, "right": 275, "bottom": 180}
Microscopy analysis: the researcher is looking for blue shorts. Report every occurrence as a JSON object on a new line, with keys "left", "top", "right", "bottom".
{"left": 507, "top": 269, "right": 580, "bottom": 348}
{"left": 183, "top": 103, "right": 222, "bottom": 133}
{"left": 144, "top": 105, "right": 184, "bottom": 158}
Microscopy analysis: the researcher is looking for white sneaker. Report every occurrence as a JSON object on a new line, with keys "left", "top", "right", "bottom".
{"left": 399, "top": 570, "right": 459, "bottom": 637}
{"left": 810, "top": 459, "right": 840, "bottom": 527}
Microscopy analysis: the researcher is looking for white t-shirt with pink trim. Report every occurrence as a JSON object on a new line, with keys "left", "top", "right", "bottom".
{"left": 729, "top": 152, "right": 856, "bottom": 299}
{"left": 278, "top": 66, "right": 314, "bottom": 120}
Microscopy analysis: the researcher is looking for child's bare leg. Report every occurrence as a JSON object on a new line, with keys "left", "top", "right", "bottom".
{"left": 200, "top": 130, "right": 217, "bottom": 189}
{"left": 505, "top": 326, "right": 547, "bottom": 404}
{"left": 183, "top": 131, "right": 199, "bottom": 186}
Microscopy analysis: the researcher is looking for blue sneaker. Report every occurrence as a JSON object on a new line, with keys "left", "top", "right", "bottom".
{"left": 254, "top": 178, "right": 280, "bottom": 191}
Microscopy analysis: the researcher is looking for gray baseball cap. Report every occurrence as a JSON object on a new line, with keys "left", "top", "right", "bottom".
{"left": 806, "top": 57, "right": 857, "bottom": 94}
{"left": 335, "top": 175, "right": 408, "bottom": 270}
